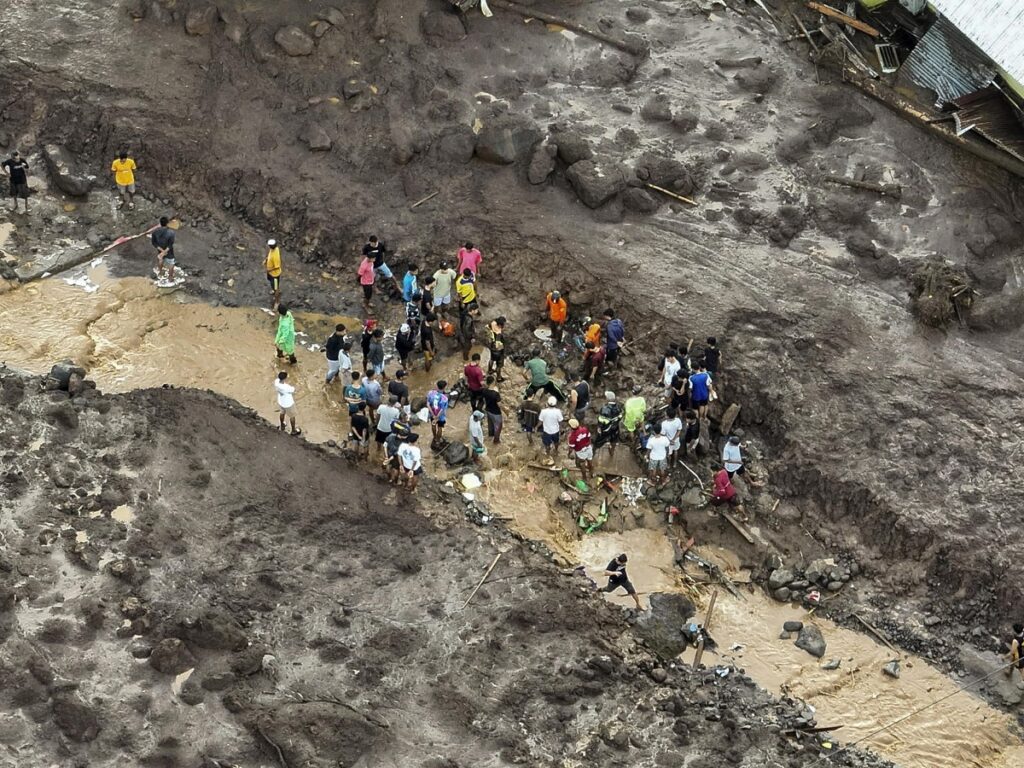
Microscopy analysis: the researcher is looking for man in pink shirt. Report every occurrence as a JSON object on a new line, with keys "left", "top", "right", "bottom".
{"left": 357, "top": 255, "right": 375, "bottom": 313}
{"left": 457, "top": 241, "right": 482, "bottom": 278}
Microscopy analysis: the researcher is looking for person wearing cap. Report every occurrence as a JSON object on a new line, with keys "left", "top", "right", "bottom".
{"left": 275, "top": 304, "right": 297, "bottom": 365}
{"left": 395, "top": 323, "right": 417, "bottom": 371}
{"left": 538, "top": 395, "right": 564, "bottom": 463}
{"left": 486, "top": 316, "right": 508, "bottom": 381}
{"left": 432, "top": 261, "right": 457, "bottom": 320}
{"left": 110, "top": 149, "right": 137, "bottom": 210}
{"left": 457, "top": 241, "right": 482, "bottom": 278}
{"left": 357, "top": 249, "right": 376, "bottom": 313}
{"left": 522, "top": 348, "right": 564, "bottom": 401}
{"left": 265, "top": 239, "right": 283, "bottom": 308}
{"left": 324, "top": 324, "right": 350, "bottom": 384}
{"left": 567, "top": 417, "right": 594, "bottom": 480}
{"left": 543, "top": 290, "right": 568, "bottom": 344}
{"left": 388, "top": 368, "right": 411, "bottom": 413}
{"left": 362, "top": 235, "right": 401, "bottom": 295}
{"left": 2, "top": 150, "right": 30, "bottom": 213}
{"left": 469, "top": 410, "right": 487, "bottom": 464}
{"left": 602, "top": 553, "right": 642, "bottom": 610}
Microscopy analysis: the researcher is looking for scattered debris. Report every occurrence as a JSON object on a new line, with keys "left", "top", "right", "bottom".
{"left": 909, "top": 260, "right": 975, "bottom": 328}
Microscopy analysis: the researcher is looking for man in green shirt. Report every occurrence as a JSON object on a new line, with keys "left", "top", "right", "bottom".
{"left": 522, "top": 348, "right": 564, "bottom": 401}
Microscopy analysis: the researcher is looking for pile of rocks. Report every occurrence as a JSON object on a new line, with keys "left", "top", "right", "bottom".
{"left": 766, "top": 557, "right": 856, "bottom": 604}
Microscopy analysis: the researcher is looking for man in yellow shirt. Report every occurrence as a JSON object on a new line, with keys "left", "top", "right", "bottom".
{"left": 455, "top": 268, "right": 477, "bottom": 309}
{"left": 110, "top": 150, "right": 137, "bottom": 210}
{"left": 265, "top": 238, "right": 283, "bottom": 308}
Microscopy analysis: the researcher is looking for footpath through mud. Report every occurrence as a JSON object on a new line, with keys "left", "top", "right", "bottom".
{"left": 3, "top": 260, "right": 1023, "bottom": 768}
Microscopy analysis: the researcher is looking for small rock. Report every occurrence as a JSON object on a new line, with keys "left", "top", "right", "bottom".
{"left": 822, "top": 659, "right": 841, "bottom": 671}
{"left": 795, "top": 625, "right": 827, "bottom": 658}
{"left": 128, "top": 639, "right": 152, "bottom": 659}
{"left": 924, "top": 615, "right": 942, "bottom": 627}
{"left": 149, "top": 638, "right": 197, "bottom": 675}
{"left": 640, "top": 94, "right": 673, "bottom": 122}
{"left": 626, "top": 7, "right": 652, "bottom": 23}
{"left": 826, "top": 581, "right": 844, "bottom": 592}
{"left": 882, "top": 660, "right": 901, "bottom": 679}
{"left": 650, "top": 667, "right": 668, "bottom": 683}
{"left": 184, "top": 4, "right": 218, "bottom": 35}
{"left": 300, "top": 123, "right": 332, "bottom": 151}
{"left": 772, "top": 587, "right": 791, "bottom": 602}
{"left": 783, "top": 620, "right": 803, "bottom": 633}
{"left": 778, "top": 631, "right": 791, "bottom": 640}
{"left": 768, "top": 568, "right": 796, "bottom": 590}
{"left": 274, "top": 25, "right": 315, "bottom": 56}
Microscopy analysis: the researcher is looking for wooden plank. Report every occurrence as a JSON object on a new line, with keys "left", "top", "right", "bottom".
{"left": 721, "top": 511, "right": 755, "bottom": 544}
{"left": 806, "top": 2, "right": 879, "bottom": 37}
{"left": 789, "top": 9, "right": 821, "bottom": 55}
{"left": 462, "top": 553, "right": 502, "bottom": 610}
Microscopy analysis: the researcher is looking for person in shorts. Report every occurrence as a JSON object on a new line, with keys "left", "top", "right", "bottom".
{"left": 601, "top": 554, "right": 642, "bottom": 610}
{"left": 324, "top": 324, "right": 349, "bottom": 384}
{"left": 689, "top": 360, "right": 714, "bottom": 420}
{"left": 388, "top": 368, "right": 411, "bottom": 414}
{"left": 274, "top": 372, "right": 300, "bottom": 435}
{"left": 432, "top": 261, "right": 457, "bottom": 319}
{"left": 538, "top": 396, "right": 564, "bottom": 463}
{"left": 348, "top": 402, "right": 370, "bottom": 459}
{"left": 426, "top": 380, "right": 450, "bottom": 447}
{"left": 521, "top": 394, "right": 541, "bottom": 445}
{"left": 646, "top": 424, "right": 670, "bottom": 487}
{"left": 362, "top": 235, "right": 401, "bottom": 294}
{"left": 660, "top": 409, "right": 683, "bottom": 468}
{"left": 374, "top": 395, "right": 402, "bottom": 453}
{"left": 151, "top": 216, "right": 177, "bottom": 282}
{"left": 110, "top": 150, "right": 137, "bottom": 209}
{"left": 383, "top": 422, "right": 409, "bottom": 483}
{"left": 567, "top": 418, "right": 594, "bottom": 480}
{"left": 265, "top": 239, "right": 283, "bottom": 308}
{"left": 396, "top": 432, "right": 424, "bottom": 492}
{"left": 363, "top": 369, "right": 383, "bottom": 422}
{"left": 2, "top": 151, "right": 30, "bottom": 213}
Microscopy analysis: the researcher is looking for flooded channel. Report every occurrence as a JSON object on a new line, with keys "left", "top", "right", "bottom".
{"left": 2, "top": 259, "right": 1023, "bottom": 768}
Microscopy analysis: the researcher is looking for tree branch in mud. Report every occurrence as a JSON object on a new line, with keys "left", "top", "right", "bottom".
{"left": 488, "top": 0, "right": 649, "bottom": 57}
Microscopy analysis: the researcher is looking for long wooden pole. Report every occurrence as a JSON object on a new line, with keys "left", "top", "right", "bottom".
{"left": 462, "top": 553, "right": 502, "bottom": 610}
{"left": 489, "top": 0, "right": 649, "bottom": 57}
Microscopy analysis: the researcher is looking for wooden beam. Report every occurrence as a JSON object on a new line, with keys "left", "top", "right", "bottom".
{"left": 806, "top": 2, "right": 879, "bottom": 38}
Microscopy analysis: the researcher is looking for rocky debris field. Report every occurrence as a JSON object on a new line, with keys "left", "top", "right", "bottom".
{"left": 0, "top": 368, "right": 897, "bottom": 767}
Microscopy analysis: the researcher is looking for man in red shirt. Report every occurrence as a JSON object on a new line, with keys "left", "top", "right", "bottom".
{"left": 711, "top": 463, "right": 738, "bottom": 506}
{"left": 582, "top": 341, "right": 606, "bottom": 382}
{"left": 464, "top": 353, "right": 485, "bottom": 412}
{"left": 567, "top": 418, "right": 594, "bottom": 480}
{"left": 457, "top": 241, "right": 482, "bottom": 278}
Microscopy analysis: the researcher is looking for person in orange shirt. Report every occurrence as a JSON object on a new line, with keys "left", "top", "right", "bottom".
{"left": 583, "top": 316, "right": 601, "bottom": 348}
{"left": 543, "top": 290, "right": 568, "bottom": 343}
{"left": 110, "top": 150, "right": 137, "bottom": 210}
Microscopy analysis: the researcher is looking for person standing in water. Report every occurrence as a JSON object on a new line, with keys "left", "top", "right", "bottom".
{"left": 275, "top": 304, "right": 297, "bottom": 365}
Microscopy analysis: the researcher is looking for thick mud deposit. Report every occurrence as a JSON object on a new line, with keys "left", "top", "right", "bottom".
{"left": 4, "top": 0, "right": 1024, "bottom": 766}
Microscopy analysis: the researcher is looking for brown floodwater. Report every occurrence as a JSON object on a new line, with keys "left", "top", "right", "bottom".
{"left": 2, "top": 260, "right": 1023, "bottom": 768}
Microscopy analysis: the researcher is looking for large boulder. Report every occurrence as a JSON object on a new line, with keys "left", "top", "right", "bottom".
{"left": 47, "top": 360, "right": 86, "bottom": 391}
{"left": 474, "top": 120, "right": 539, "bottom": 165}
{"left": 565, "top": 159, "right": 630, "bottom": 209}
{"left": 274, "top": 26, "right": 315, "bottom": 56}
{"left": 527, "top": 142, "right": 557, "bottom": 184}
{"left": 43, "top": 145, "right": 96, "bottom": 197}
{"left": 184, "top": 4, "right": 218, "bottom": 35}
{"left": 795, "top": 624, "right": 827, "bottom": 658}
{"left": 633, "top": 593, "right": 696, "bottom": 657}
{"left": 767, "top": 568, "right": 795, "bottom": 590}
{"left": 553, "top": 132, "right": 593, "bottom": 165}
{"left": 634, "top": 152, "right": 698, "bottom": 196}
{"left": 435, "top": 126, "right": 476, "bottom": 164}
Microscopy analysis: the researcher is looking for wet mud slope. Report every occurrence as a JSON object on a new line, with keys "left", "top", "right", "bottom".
{"left": 0, "top": 369, "right": 892, "bottom": 767}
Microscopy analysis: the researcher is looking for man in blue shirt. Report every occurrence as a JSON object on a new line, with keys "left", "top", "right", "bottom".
{"left": 402, "top": 264, "right": 419, "bottom": 303}
{"left": 602, "top": 308, "right": 625, "bottom": 368}
{"left": 688, "top": 360, "right": 715, "bottom": 420}
{"left": 426, "top": 380, "right": 450, "bottom": 448}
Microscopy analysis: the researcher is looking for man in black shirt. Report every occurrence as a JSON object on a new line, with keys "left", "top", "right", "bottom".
{"left": 704, "top": 337, "right": 721, "bottom": 381}
{"left": 361, "top": 235, "right": 401, "bottom": 294}
{"left": 2, "top": 151, "right": 30, "bottom": 213}
{"left": 481, "top": 375, "right": 503, "bottom": 443}
{"left": 324, "top": 324, "right": 348, "bottom": 384}
{"left": 151, "top": 216, "right": 177, "bottom": 281}
{"left": 348, "top": 403, "right": 370, "bottom": 460}
{"left": 602, "top": 553, "right": 642, "bottom": 610}
{"left": 421, "top": 312, "right": 436, "bottom": 373}
{"left": 683, "top": 410, "right": 700, "bottom": 457}
{"left": 388, "top": 369, "right": 411, "bottom": 413}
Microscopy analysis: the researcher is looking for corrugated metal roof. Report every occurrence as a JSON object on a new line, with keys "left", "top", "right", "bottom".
{"left": 901, "top": 16, "right": 996, "bottom": 105}
{"left": 951, "top": 87, "right": 1024, "bottom": 163}
{"left": 931, "top": 0, "right": 1024, "bottom": 85}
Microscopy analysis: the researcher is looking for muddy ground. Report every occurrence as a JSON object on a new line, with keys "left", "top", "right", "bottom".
{"left": 3, "top": 0, "right": 1024, "bottom": 763}
{"left": 0, "top": 369, "right": 899, "bottom": 767}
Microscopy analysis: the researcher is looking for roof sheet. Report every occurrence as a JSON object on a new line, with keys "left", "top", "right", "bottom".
{"left": 951, "top": 87, "right": 1024, "bottom": 163}
{"left": 901, "top": 16, "right": 996, "bottom": 104}
{"left": 931, "top": 0, "right": 1024, "bottom": 84}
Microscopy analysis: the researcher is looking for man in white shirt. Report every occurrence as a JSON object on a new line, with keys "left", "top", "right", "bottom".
{"left": 274, "top": 372, "right": 300, "bottom": 435}
{"left": 469, "top": 410, "right": 486, "bottom": 464}
{"left": 646, "top": 424, "right": 671, "bottom": 487}
{"left": 397, "top": 433, "right": 423, "bottom": 492}
{"left": 661, "top": 349, "right": 681, "bottom": 393}
{"left": 722, "top": 435, "right": 744, "bottom": 478}
{"left": 374, "top": 396, "right": 402, "bottom": 454}
{"left": 660, "top": 409, "right": 683, "bottom": 468}
{"left": 538, "top": 396, "right": 564, "bottom": 463}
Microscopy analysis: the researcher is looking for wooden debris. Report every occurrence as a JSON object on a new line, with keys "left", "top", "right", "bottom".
{"left": 646, "top": 183, "right": 697, "bottom": 206}
{"left": 806, "top": 2, "right": 879, "bottom": 37}
{"left": 853, "top": 613, "right": 901, "bottom": 655}
{"left": 789, "top": 10, "right": 821, "bottom": 55}
{"left": 722, "top": 511, "right": 755, "bottom": 544}
{"left": 410, "top": 191, "right": 439, "bottom": 209}
{"left": 823, "top": 174, "right": 901, "bottom": 199}
{"left": 462, "top": 553, "right": 502, "bottom": 609}
{"left": 909, "top": 260, "right": 975, "bottom": 329}
{"left": 704, "top": 589, "right": 719, "bottom": 631}
{"left": 489, "top": 0, "right": 649, "bottom": 57}
{"left": 719, "top": 403, "right": 741, "bottom": 437}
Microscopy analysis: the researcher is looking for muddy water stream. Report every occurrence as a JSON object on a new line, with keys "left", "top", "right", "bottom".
{"left": 3, "top": 262, "right": 1023, "bottom": 767}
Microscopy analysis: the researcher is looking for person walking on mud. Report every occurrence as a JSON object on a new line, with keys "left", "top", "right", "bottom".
{"left": 110, "top": 149, "right": 137, "bottom": 210}
{"left": 362, "top": 235, "right": 401, "bottom": 296}
{"left": 457, "top": 241, "right": 482, "bottom": 279}
{"left": 538, "top": 396, "right": 564, "bottom": 464}
{"left": 2, "top": 150, "right": 30, "bottom": 213}
{"left": 360, "top": 319, "right": 376, "bottom": 371}
{"left": 481, "top": 375, "right": 503, "bottom": 443}
{"left": 465, "top": 353, "right": 485, "bottom": 412}
{"left": 543, "top": 290, "right": 568, "bottom": 344}
{"left": 469, "top": 410, "right": 487, "bottom": 465}
{"left": 347, "top": 402, "right": 370, "bottom": 459}
{"left": 420, "top": 312, "right": 437, "bottom": 373}
{"left": 402, "top": 263, "right": 419, "bottom": 303}
{"left": 324, "top": 324, "right": 350, "bottom": 384}
{"left": 486, "top": 316, "right": 507, "bottom": 381}
{"left": 275, "top": 304, "right": 297, "bottom": 365}
{"left": 265, "top": 239, "right": 283, "bottom": 309}
{"left": 427, "top": 380, "right": 450, "bottom": 449}
{"left": 1005, "top": 623, "right": 1024, "bottom": 683}
{"left": 151, "top": 216, "right": 177, "bottom": 282}
{"left": 646, "top": 424, "right": 671, "bottom": 488}
{"left": 357, "top": 250, "right": 375, "bottom": 314}
{"left": 602, "top": 309, "right": 625, "bottom": 369}
{"left": 601, "top": 553, "right": 643, "bottom": 611}
{"left": 368, "top": 328, "right": 386, "bottom": 377}
{"left": 274, "top": 371, "right": 301, "bottom": 435}
{"left": 566, "top": 373, "right": 590, "bottom": 425}
{"left": 567, "top": 418, "right": 594, "bottom": 480}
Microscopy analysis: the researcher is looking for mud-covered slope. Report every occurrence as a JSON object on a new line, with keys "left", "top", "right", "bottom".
{"left": 0, "top": 370, "right": 896, "bottom": 767}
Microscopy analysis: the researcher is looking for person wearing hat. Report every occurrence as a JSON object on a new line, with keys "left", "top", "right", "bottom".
{"left": 567, "top": 417, "right": 594, "bottom": 480}
{"left": 543, "top": 289, "right": 568, "bottom": 343}
{"left": 110, "top": 149, "right": 137, "bottom": 210}
{"left": 468, "top": 410, "right": 487, "bottom": 464}
{"left": 265, "top": 238, "right": 283, "bottom": 308}
{"left": 2, "top": 150, "right": 30, "bottom": 213}
{"left": 274, "top": 304, "right": 297, "bottom": 365}
{"left": 602, "top": 553, "right": 642, "bottom": 610}
{"left": 538, "top": 395, "right": 564, "bottom": 463}
{"left": 395, "top": 323, "right": 417, "bottom": 371}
